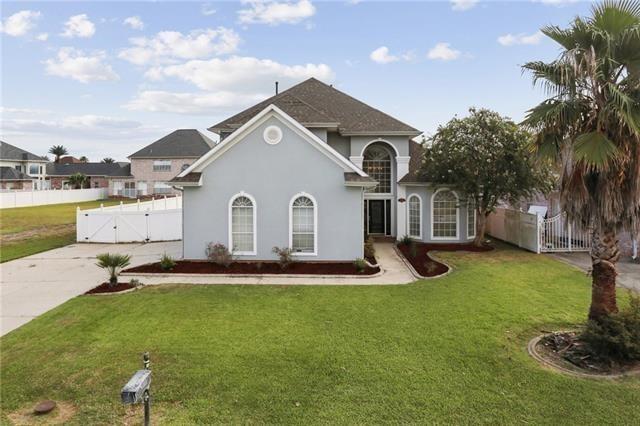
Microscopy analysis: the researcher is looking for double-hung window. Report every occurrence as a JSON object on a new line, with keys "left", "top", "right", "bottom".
{"left": 290, "top": 194, "right": 316, "bottom": 255}
{"left": 230, "top": 194, "right": 256, "bottom": 254}
{"left": 153, "top": 160, "right": 171, "bottom": 172}
{"left": 408, "top": 194, "right": 422, "bottom": 239}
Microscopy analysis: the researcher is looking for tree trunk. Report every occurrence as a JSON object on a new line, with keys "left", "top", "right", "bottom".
{"left": 473, "top": 211, "right": 487, "bottom": 247}
{"left": 588, "top": 228, "right": 619, "bottom": 322}
{"left": 109, "top": 275, "right": 118, "bottom": 287}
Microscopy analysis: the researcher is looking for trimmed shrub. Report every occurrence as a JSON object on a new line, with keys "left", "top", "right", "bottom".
{"left": 580, "top": 292, "right": 640, "bottom": 364}
{"left": 206, "top": 243, "right": 233, "bottom": 268}
{"left": 159, "top": 253, "right": 176, "bottom": 271}
{"left": 354, "top": 258, "right": 367, "bottom": 273}
{"left": 272, "top": 246, "right": 294, "bottom": 270}
{"left": 409, "top": 241, "right": 418, "bottom": 258}
{"left": 399, "top": 234, "right": 412, "bottom": 246}
{"left": 364, "top": 237, "right": 376, "bottom": 261}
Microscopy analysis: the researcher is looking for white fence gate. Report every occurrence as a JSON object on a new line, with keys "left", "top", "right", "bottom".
{"left": 0, "top": 188, "right": 108, "bottom": 209}
{"left": 487, "top": 208, "right": 591, "bottom": 254}
{"left": 77, "top": 196, "right": 182, "bottom": 243}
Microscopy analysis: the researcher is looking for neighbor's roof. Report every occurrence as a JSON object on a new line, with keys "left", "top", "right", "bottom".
{"left": 0, "top": 141, "right": 48, "bottom": 162}
{"left": 129, "top": 129, "right": 215, "bottom": 159}
{"left": 209, "top": 78, "right": 420, "bottom": 136}
{"left": 46, "top": 162, "right": 132, "bottom": 177}
{"left": 0, "top": 166, "right": 33, "bottom": 181}
{"left": 398, "top": 140, "right": 427, "bottom": 184}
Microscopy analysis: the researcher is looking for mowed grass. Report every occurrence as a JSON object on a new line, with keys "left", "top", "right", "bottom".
{"left": 1, "top": 246, "right": 639, "bottom": 424}
{"left": 0, "top": 199, "right": 134, "bottom": 262}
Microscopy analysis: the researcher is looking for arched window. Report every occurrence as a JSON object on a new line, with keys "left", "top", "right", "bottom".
{"left": 408, "top": 194, "right": 422, "bottom": 239}
{"left": 290, "top": 194, "right": 317, "bottom": 255}
{"left": 431, "top": 189, "right": 458, "bottom": 240}
{"left": 363, "top": 145, "right": 391, "bottom": 194}
{"left": 229, "top": 193, "right": 256, "bottom": 255}
{"left": 467, "top": 199, "right": 476, "bottom": 239}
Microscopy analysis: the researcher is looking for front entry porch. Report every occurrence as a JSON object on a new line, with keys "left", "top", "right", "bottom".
{"left": 365, "top": 199, "right": 392, "bottom": 237}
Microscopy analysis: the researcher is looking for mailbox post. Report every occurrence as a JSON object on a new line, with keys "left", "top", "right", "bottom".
{"left": 121, "top": 352, "right": 152, "bottom": 426}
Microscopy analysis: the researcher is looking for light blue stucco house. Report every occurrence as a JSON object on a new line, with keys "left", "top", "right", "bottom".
{"left": 172, "top": 78, "right": 476, "bottom": 261}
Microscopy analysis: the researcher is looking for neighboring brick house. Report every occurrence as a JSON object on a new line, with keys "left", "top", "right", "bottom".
{"left": 47, "top": 162, "right": 131, "bottom": 190}
{"left": 0, "top": 141, "right": 49, "bottom": 190}
{"left": 114, "top": 129, "right": 214, "bottom": 197}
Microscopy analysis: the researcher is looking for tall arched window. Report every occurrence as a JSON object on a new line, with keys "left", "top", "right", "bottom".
{"left": 229, "top": 193, "right": 256, "bottom": 255}
{"left": 467, "top": 199, "right": 476, "bottom": 239}
{"left": 290, "top": 193, "right": 317, "bottom": 255}
{"left": 408, "top": 194, "right": 422, "bottom": 239}
{"left": 363, "top": 146, "right": 391, "bottom": 193}
{"left": 431, "top": 189, "right": 458, "bottom": 240}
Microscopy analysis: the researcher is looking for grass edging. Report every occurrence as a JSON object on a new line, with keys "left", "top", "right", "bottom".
{"left": 392, "top": 244, "right": 451, "bottom": 280}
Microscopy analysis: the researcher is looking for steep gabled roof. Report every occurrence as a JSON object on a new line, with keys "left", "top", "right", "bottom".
{"left": 209, "top": 78, "right": 420, "bottom": 136}
{"left": 398, "top": 139, "right": 428, "bottom": 184}
{"left": 0, "top": 141, "right": 48, "bottom": 162}
{"left": 46, "top": 162, "right": 131, "bottom": 177}
{"left": 0, "top": 166, "right": 33, "bottom": 181}
{"left": 129, "top": 129, "right": 215, "bottom": 159}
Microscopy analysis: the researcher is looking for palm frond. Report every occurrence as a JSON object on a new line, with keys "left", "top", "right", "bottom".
{"left": 591, "top": 0, "right": 640, "bottom": 36}
{"left": 573, "top": 131, "right": 620, "bottom": 170}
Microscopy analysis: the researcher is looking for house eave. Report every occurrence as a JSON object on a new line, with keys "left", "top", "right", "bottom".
{"left": 339, "top": 130, "right": 422, "bottom": 137}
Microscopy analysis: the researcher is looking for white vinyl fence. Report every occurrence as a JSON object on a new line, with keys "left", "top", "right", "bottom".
{"left": 487, "top": 207, "right": 591, "bottom": 254}
{"left": 77, "top": 196, "right": 182, "bottom": 243}
{"left": 0, "top": 188, "right": 108, "bottom": 209}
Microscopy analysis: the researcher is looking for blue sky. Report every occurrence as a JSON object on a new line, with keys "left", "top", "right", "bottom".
{"left": 1, "top": 0, "right": 593, "bottom": 161}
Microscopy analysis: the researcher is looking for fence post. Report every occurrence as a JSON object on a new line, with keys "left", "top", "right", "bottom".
{"left": 568, "top": 222, "right": 573, "bottom": 252}
{"left": 164, "top": 195, "right": 167, "bottom": 209}
{"left": 100, "top": 203, "right": 104, "bottom": 211}
{"left": 536, "top": 219, "right": 541, "bottom": 254}
{"left": 137, "top": 199, "right": 141, "bottom": 211}
{"left": 120, "top": 201, "right": 123, "bottom": 211}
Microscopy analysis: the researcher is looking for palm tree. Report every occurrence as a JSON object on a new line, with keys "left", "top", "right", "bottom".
{"left": 79, "top": 156, "right": 89, "bottom": 163}
{"left": 48, "top": 145, "right": 68, "bottom": 163}
{"left": 68, "top": 172, "right": 87, "bottom": 189}
{"left": 522, "top": 0, "right": 640, "bottom": 322}
{"left": 96, "top": 253, "right": 131, "bottom": 287}
{"left": 102, "top": 157, "right": 115, "bottom": 164}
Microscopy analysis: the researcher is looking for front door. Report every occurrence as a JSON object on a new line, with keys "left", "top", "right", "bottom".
{"left": 368, "top": 200, "right": 385, "bottom": 234}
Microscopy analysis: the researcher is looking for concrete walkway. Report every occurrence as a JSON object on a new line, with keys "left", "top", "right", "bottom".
{"left": 121, "top": 242, "right": 417, "bottom": 286}
{"left": 550, "top": 252, "right": 639, "bottom": 292}
{"left": 1, "top": 241, "right": 181, "bottom": 336}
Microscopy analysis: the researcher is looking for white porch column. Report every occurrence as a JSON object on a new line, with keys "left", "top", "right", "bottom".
{"left": 396, "top": 156, "right": 411, "bottom": 181}
{"left": 349, "top": 156, "right": 364, "bottom": 169}
{"left": 397, "top": 185, "right": 407, "bottom": 240}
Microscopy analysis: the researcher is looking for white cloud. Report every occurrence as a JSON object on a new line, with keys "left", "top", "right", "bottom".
{"left": 201, "top": 3, "right": 217, "bottom": 16}
{"left": 451, "top": 0, "right": 478, "bottom": 11}
{"left": 427, "top": 42, "right": 461, "bottom": 61}
{"left": 370, "top": 46, "right": 398, "bottom": 64}
{"left": 497, "top": 31, "right": 543, "bottom": 46}
{"left": 61, "top": 14, "right": 96, "bottom": 38}
{"left": 118, "top": 27, "right": 241, "bottom": 66}
{"left": 36, "top": 33, "right": 49, "bottom": 41}
{"left": 123, "top": 16, "right": 144, "bottom": 30}
{"left": 238, "top": 0, "right": 316, "bottom": 26}
{"left": 44, "top": 48, "right": 119, "bottom": 83}
{"left": 124, "top": 90, "right": 266, "bottom": 114}
{"left": 0, "top": 10, "right": 41, "bottom": 37}
{"left": 146, "top": 55, "right": 334, "bottom": 92}
{"left": 534, "top": 0, "right": 579, "bottom": 6}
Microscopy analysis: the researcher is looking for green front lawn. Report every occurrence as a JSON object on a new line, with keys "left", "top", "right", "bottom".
{"left": 0, "top": 199, "right": 135, "bottom": 262}
{"left": 1, "top": 246, "right": 638, "bottom": 424}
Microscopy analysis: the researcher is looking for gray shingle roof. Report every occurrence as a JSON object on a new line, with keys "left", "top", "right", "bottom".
{"left": 46, "top": 162, "right": 132, "bottom": 177}
{"left": 129, "top": 129, "right": 215, "bottom": 159}
{"left": 0, "top": 166, "right": 33, "bottom": 181}
{"left": 398, "top": 140, "right": 428, "bottom": 184}
{"left": 0, "top": 141, "right": 48, "bottom": 162}
{"left": 170, "top": 172, "right": 201, "bottom": 184}
{"left": 209, "top": 78, "right": 420, "bottom": 136}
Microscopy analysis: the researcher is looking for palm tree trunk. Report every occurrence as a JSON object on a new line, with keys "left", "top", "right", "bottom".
{"left": 473, "top": 211, "right": 487, "bottom": 247}
{"left": 588, "top": 228, "right": 619, "bottom": 321}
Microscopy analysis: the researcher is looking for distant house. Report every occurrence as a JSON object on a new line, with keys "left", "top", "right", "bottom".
{"left": 46, "top": 162, "right": 131, "bottom": 190}
{"left": 111, "top": 129, "right": 214, "bottom": 197}
{"left": 0, "top": 141, "right": 49, "bottom": 190}
{"left": 59, "top": 156, "right": 84, "bottom": 164}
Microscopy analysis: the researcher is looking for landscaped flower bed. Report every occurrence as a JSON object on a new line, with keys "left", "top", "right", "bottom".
{"left": 124, "top": 260, "right": 380, "bottom": 276}
{"left": 85, "top": 282, "right": 137, "bottom": 295}
{"left": 397, "top": 242, "right": 493, "bottom": 277}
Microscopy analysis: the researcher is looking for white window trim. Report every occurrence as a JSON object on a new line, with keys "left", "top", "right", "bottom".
{"left": 407, "top": 193, "right": 423, "bottom": 240}
{"left": 430, "top": 188, "right": 459, "bottom": 241}
{"left": 467, "top": 199, "right": 476, "bottom": 240}
{"left": 228, "top": 191, "right": 257, "bottom": 256}
{"left": 289, "top": 192, "right": 318, "bottom": 256}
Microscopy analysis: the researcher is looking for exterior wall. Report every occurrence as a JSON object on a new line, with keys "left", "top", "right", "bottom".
{"left": 327, "top": 132, "right": 350, "bottom": 158}
{"left": 130, "top": 158, "right": 196, "bottom": 195}
{"left": 0, "top": 180, "right": 32, "bottom": 190}
{"left": 309, "top": 128, "right": 327, "bottom": 142}
{"left": 182, "top": 115, "right": 364, "bottom": 261}
{"left": 349, "top": 135, "right": 411, "bottom": 158}
{"left": 0, "top": 159, "right": 47, "bottom": 189}
{"left": 402, "top": 185, "right": 474, "bottom": 244}
{"left": 49, "top": 176, "right": 110, "bottom": 189}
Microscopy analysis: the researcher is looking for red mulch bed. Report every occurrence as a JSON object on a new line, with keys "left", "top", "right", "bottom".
{"left": 397, "top": 242, "right": 493, "bottom": 277}
{"left": 125, "top": 260, "right": 380, "bottom": 276}
{"left": 85, "top": 282, "right": 136, "bottom": 294}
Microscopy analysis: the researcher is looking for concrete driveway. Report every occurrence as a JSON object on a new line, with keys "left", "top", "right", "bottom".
{"left": 550, "top": 252, "right": 639, "bottom": 292}
{"left": 1, "top": 241, "right": 181, "bottom": 336}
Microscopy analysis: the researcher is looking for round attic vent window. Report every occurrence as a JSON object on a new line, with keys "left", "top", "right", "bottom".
{"left": 263, "top": 125, "right": 283, "bottom": 145}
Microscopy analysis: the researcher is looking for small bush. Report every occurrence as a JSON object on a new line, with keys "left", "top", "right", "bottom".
{"left": 580, "top": 293, "right": 640, "bottom": 364}
{"left": 272, "top": 246, "right": 293, "bottom": 270}
{"left": 159, "top": 253, "right": 176, "bottom": 271}
{"left": 364, "top": 237, "right": 376, "bottom": 261}
{"left": 206, "top": 243, "right": 233, "bottom": 268}
{"left": 129, "top": 278, "right": 142, "bottom": 287}
{"left": 95, "top": 253, "right": 131, "bottom": 287}
{"left": 399, "top": 234, "right": 412, "bottom": 246}
{"left": 354, "top": 258, "right": 367, "bottom": 273}
{"left": 409, "top": 241, "right": 418, "bottom": 258}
